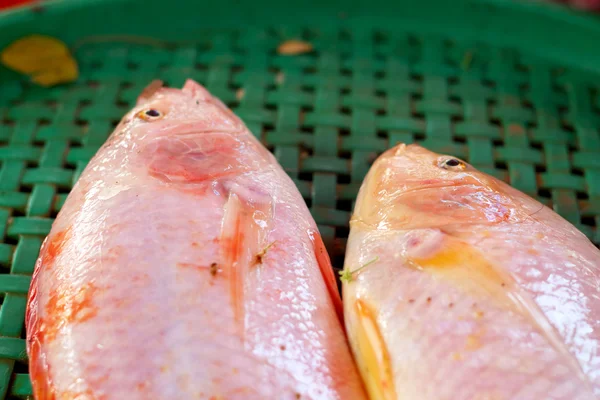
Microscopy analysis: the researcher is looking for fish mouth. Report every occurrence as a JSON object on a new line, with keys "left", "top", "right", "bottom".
{"left": 146, "top": 117, "right": 243, "bottom": 137}
{"left": 392, "top": 171, "right": 493, "bottom": 196}
{"left": 388, "top": 181, "right": 483, "bottom": 200}
{"left": 399, "top": 182, "right": 469, "bottom": 193}
{"left": 167, "top": 128, "right": 243, "bottom": 137}
{"left": 387, "top": 182, "right": 504, "bottom": 211}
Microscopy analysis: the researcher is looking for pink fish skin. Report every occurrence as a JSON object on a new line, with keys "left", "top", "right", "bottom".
{"left": 26, "top": 80, "right": 366, "bottom": 400}
{"left": 342, "top": 143, "right": 600, "bottom": 400}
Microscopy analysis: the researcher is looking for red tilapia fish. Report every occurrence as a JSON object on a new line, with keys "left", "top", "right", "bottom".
{"left": 343, "top": 143, "right": 600, "bottom": 400}
{"left": 26, "top": 79, "right": 366, "bottom": 400}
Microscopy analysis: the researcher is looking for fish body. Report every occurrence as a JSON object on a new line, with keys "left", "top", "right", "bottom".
{"left": 343, "top": 144, "right": 600, "bottom": 400}
{"left": 26, "top": 80, "right": 366, "bottom": 400}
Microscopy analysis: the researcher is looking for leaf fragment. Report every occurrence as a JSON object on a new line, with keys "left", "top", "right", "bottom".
{"left": 1, "top": 34, "right": 78, "bottom": 87}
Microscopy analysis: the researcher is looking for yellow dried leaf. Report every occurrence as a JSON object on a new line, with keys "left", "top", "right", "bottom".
{"left": 1, "top": 34, "right": 78, "bottom": 87}
{"left": 277, "top": 40, "right": 313, "bottom": 56}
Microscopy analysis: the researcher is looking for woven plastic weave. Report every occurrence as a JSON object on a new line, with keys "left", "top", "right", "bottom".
{"left": 0, "top": 5, "right": 599, "bottom": 398}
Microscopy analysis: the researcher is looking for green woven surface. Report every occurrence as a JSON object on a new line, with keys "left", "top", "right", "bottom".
{"left": 1, "top": 1, "right": 600, "bottom": 398}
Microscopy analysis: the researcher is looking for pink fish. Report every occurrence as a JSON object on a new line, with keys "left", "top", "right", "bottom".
{"left": 26, "top": 80, "right": 366, "bottom": 400}
{"left": 342, "top": 143, "right": 600, "bottom": 400}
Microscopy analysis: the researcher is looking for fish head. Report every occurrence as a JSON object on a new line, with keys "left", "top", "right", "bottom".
{"left": 111, "top": 80, "right": 273, "bottom": 184}
{"left": 353, "top": 143, "right": 541, "bottom": 230}
{"left": 114, "top": 79, "right": 244, "bottom": 139}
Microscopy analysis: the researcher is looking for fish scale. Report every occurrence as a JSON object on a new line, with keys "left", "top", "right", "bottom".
{"left": 343, "top": 144, "right": 600, "bottom": 400}
{"left": 25, "top": 80, "right": 366, "bottom": 400}
{"left": 2, "top": 2, "right": 600, "bottom": 397}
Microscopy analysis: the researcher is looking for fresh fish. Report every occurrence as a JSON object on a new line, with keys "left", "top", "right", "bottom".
{"left": 26, "top": 79, "right": 366, "bottom": 400}
{"left": 342, "top": 143, "right": 600, "bottom": 400}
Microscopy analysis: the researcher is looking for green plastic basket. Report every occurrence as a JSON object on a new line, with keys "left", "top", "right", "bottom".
{"left": 1, "top": 0, "right": 600, "bottom": 397}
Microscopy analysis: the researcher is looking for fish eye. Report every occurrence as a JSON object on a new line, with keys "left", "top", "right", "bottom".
{"left": 137, "top": 109, "right": 164, "bottom": 121}
{"left": 439, "top": 157, "right": 466, "bottom": 170}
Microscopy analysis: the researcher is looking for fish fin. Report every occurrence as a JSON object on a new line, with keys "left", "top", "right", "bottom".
{"left": 220, "top": 192, "right": 271, "bottom": 326}
{"left": 136, "top": 79, "right": 163, "bottom": 105}
{"left": 352, "top": 299, "right": 397, "bottom": 400}
{"left": 220, "top": 193, "right": 250, "bottom": 324}
{"left": 310, "top": 230, "right": 344, "bottom": 326}
{"left": 408, "top": 234, "right": 591, "bottom": 388}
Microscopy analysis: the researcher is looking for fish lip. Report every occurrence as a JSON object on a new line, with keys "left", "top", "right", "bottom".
{"left": 170, "top": 129, "right": 243, "bottom": 137}
{"left": 394, "top": 173, "right": 493, "bottom": 195}
{"left": 137, "top": 128, "right": 243, "bottom": 143}
{"left": 382, "top": 181, "right": 498, "bottom": 206}
{"left": 396, "top": 181, "right": 474, "bottom": 195}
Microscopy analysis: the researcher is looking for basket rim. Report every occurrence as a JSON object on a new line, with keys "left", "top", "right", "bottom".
{"left": 1, "top": 0, "right": 600, "bottom": 73}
